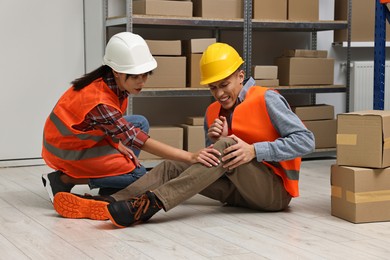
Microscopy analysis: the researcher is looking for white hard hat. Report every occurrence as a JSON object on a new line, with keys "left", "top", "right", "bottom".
{"left": 103, "top": 32, "right": 157, "bottom": 75}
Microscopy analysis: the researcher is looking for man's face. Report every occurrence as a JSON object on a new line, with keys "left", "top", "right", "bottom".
{"left": 208, "top": 70, "right": 244, "bottom": 110}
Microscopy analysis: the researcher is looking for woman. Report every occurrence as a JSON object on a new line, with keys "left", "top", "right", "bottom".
{"left": 42, "top": 32, "right": 220, "bottom": 202}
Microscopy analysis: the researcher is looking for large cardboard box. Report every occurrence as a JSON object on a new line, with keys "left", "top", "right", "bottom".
{"left": 139, "top": 126, "right": 183, "bottom": 160}
{"left": 180, "top": 124, "right": 205, "bottom": 152}
{"left": 188, "top": 53, "right": 202, "bottom": 88}
{"left": 192, "top": 0, "right": 242, "bottom": 19}
{"left": 337, "top": 110, "right": 390, "bottom": 168}
{"left": 275, "top": 57, "right": 334, "bottom": 86}
{"left": 252, "top": 66, "right": 278, "bottom": 80}
{"left": 133, "top": 0, "right": 193, "bottom": 17}
{"left": 145, "top": 40, "right": 182, "bottom": 56}
{"left": 253, "top": 0, "right": 287, "bottom": 20}
{"left": 145, "top": 56, "right": 186, "bottom": 88}
{"left": 331, "top": 164, "right": 390, "bottom": 223}
{"left": 293, "top": 104, "right": 334, "bottom": 121}
{"left": 304, "top": 119, "right": 336, "bottom": 148}
{"left": 288, "top": 0, "right": 319, "bottom": 21}
{"left": 334, "top": 0, "right": 390, "bottom": 42}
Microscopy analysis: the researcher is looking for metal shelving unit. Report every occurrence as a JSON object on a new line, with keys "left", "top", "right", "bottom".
{"left": 102, "top": 0, "right": 350, "bottom": 160}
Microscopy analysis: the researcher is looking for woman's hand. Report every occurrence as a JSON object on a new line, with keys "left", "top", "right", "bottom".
{"left": 221, "top": 135, "right": 256, "bottom": 170}
{"left": 190, "top": 144, "right": 221, "bottom": 167}
{"left": 207, "top": 116, "right": 228, "bottom": 143}
{"left": 118, "top": 141, "right": 141, "bottom": 167}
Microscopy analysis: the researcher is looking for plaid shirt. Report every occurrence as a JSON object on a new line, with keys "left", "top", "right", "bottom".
{"left": 73, "top": 72, "right": 149, "bottom": 150}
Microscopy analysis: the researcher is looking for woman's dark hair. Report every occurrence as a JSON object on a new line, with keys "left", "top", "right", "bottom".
{"left": 71, "top": 65, "right": 112, "bottom": 91}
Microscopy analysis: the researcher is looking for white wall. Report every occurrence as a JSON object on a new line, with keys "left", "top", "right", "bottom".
{"left": 0, "top": 0, "right": 84, "bottom": 161}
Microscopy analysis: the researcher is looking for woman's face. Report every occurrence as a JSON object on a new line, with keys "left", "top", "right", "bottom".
{"left": 114, "top": 71, "right": 150, "bottom": 95}
{"left": 208, "top": 70, "right": 244, "bottom": 110}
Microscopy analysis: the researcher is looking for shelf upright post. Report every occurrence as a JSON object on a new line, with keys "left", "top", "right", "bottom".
{"left": 126, "top": 0, "right": 134, "bottom": 115}
{"left": 243, "top": 0, "right": 252, "bottom": 77}
{"left": 345, "top": 0, "right": 352, "bottom": 112}
{"left": 373, "top": 0, "right": 388, "bottom": 110}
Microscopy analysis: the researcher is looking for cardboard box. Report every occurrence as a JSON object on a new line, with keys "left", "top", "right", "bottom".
{"left": 192, "top": 0, "right": 242, "bottom": 19}
{"left": 186, "top": 116, "right": 204, "bottom": 126}
{"left": 145, "top": 56, "right": 186, "bottom": 88}
{"left": 183, "top": 38, "right": 216, "bottom": 54}
{"left": 252, "top": 66, "right": 278, "bottom": 79}
{"left": 304, "top": 119, "right": 336, "bottom": 148}
{"left": 337, "top": 110, "right": 390, "bottom": 168}
{"left": 334, "top": 0, "right": 390, "bottom": 42}
{"left": 145, "top": 40, "right": 182, "bottom": 56}
{"left": 288, "top": 0, "right": 319, "bottom": 21}
{"left": 292, "top": 104, "right": 334, "bottom": 121}
{"left": 139, "top": 126, "right": 183, "bottom": 160}
{"left": 331, "top": 164, "right": 390, "bottom": 223}
{"left": 188, "top": 53, "right": 202, "bottom": 88}
{"left": 253, "top": 0, "right": 287, "bottom": 20}
{"left": 275, "top": 57, "right": 334, "bottom": 86}
{"left": 283, "top": 49, "right": 327, "bottom": 58}
{"left": 254, "top": 79, "right": 279, "bottom": 87}
{"left": 133, "top": 0, "right": 193, "bottom": 17}
{"left": 180, "top": 124, "right": 205, "bottom": 152}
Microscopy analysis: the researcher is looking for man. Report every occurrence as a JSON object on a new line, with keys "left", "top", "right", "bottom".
{"left": 53, "top": 42, "right": 315, "bottom": 227}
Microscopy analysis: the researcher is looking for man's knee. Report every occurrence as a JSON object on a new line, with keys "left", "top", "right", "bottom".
{"left": 214, "top": 137, "right": 236, "bottom": 151}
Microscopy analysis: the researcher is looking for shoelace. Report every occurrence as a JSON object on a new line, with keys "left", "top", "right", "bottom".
{"left": 129, "top": 194, "right": 150, "bottom": 221}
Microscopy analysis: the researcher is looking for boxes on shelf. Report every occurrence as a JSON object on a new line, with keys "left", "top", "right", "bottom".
{"left": 186, "top": 116, "right": 204, "bottom": 126}
{"left": 145, "top": 56, "right": 186, "bottom": 88}
{"left": 183, "top": 38, "right": 216, "bottom": 88}
{"left": 139, "top": 126, "right": 183, "bottom": 160}
{"left": 192, "top": 0, "right": 242, "bottom": 19}
{"left": 275, "top": 57, "right": 334, "bottom": 86}
{"left": 337, "top": 110, "right": 390, "bottom": 168}
{"left": 133, "top": 0, "right": 193, "bottom": 17}
{"left": 292, "top": 104, "right": 334, "bottom": 121}
{"left": 255, "top": 79, "right": 280, "bottom": 87}
{"left": 145, "top": 40, "right": 182, "bottom": 56}
{"left": 331, "top": 164, "right": 390, "bottom": 223}
{"left": 252, "top": 66, "right": 278, "bottom": 80}
{"left": 293, "top": 104, "right": 336, "bottom": 149}
{"left": 253, "top": 0, "right": 287, "bottom": 20}
{"left": 180, "top": 124, "right": 205, "bottom": 152}
{"left": 283, "top": 49, "right": 327, "bottom": 58}
{"left": 288, "top": 0, "right": 319, "bottom": 21}
{"left": 334, "top": 0, "right": 390, "bottom": 42}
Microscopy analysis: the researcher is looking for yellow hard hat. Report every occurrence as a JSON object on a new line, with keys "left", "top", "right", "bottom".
{"left": 199, "top": 42, "right": 244, "bottom": 85}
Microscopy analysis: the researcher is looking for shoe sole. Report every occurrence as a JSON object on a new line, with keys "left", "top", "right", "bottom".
{"left": 41, "top": 173, "right": 54, "bottom": 203}
{"left": 53, "top": 192, "right": 109, "bottom": 220}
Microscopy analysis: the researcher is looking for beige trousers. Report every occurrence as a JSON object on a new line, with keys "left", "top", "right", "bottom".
{"left": 112, "top": 137, "right": 292, "bottom": 212}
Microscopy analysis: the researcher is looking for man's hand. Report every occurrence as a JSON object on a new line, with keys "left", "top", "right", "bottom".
{"left": 221, "top": 135, "right": 256, "bottom": 170}
{"left": 118, "top": 141, "right": 141, "bottom": 167}
{"left": 207, "top": 116, "right": 228, "bottom": 143}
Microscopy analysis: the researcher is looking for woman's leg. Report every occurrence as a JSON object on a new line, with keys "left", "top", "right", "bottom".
{"left": 123, "top": 114, "right": 149, "bottom": 157}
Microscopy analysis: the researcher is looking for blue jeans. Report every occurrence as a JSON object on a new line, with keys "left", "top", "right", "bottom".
{"left": 89, "top": 114, "right": 149, "bottom": 190}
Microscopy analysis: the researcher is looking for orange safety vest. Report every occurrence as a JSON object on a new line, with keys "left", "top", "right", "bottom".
{"left": 41, "top": 78, "right": 136, "bottom": 178}
{"left": 206, "top": 86, "right": 301, "bottom": 197}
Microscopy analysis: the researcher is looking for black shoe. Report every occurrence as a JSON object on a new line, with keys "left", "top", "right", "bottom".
{"left": 53, "top": 192, "right": 115, "bottom": 220}
{"left": 107, "top": 191, "right": 163, "bottom": 228}
{"left": 98, "top": 187, "right": 123, "bottom": 196}
{"left": 41, "top": 170, "right": 75, "bottom": 203}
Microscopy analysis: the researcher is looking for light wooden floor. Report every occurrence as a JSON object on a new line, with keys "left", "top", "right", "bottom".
{"left": 1, "top": 158, "right": 390, "bottom": 260}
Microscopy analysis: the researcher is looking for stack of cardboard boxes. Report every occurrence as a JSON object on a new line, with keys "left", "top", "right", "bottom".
{"left": 145, "top": 39, "right": 186, "bottom": 88}
{"left": 180, "top": 116, "right": 205, "bottom": 152}
{"left": 133, "top": 0, "right": 193, "bottom": 17}
{"left": 292, "top": 104, "right": 336, "bottom": 149}
{"left": 253, "top": 0, "right": 319, "bottom": 21}
{"left": 252, "top": 66, "right": 279, "bottom": 87}
{"left": 331, "top": 110, "right": 390, "bottom": 223}
{"left": 275, "top": 49, "right": 334, "bottom": 86}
